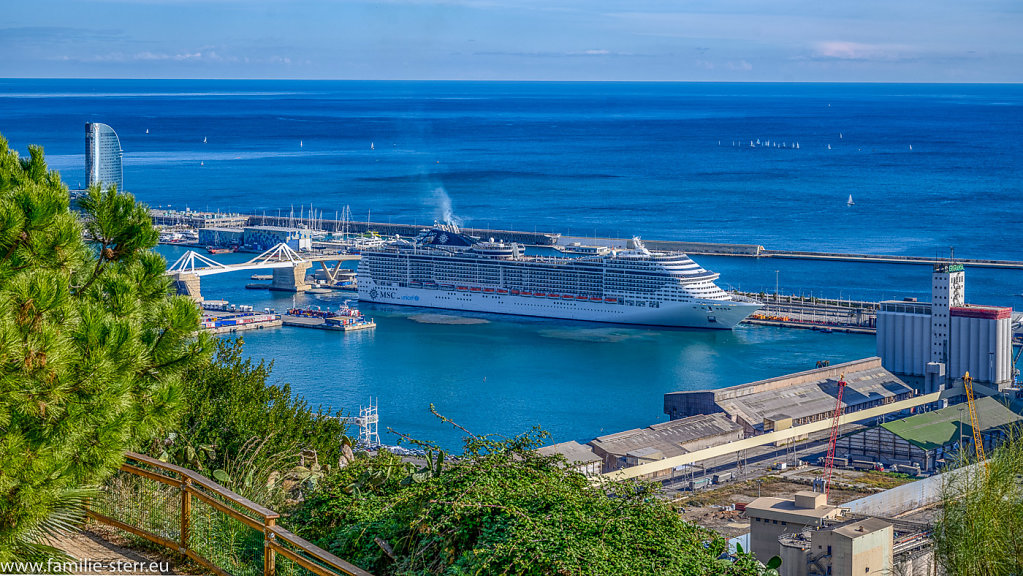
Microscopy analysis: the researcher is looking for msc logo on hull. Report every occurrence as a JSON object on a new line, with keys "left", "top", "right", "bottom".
{"left": 368, "top": 288, "right": 417, "bottom": 301}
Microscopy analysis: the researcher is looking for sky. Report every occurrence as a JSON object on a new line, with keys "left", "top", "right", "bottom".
{"left": 1, "top": 0, "right": 1021, "bottom": 82}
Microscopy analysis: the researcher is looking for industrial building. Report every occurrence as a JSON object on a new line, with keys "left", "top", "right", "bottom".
{"left": 746, "top": 491, "right": 842, "bottom": 563}
{"left": 664, "top": 358, "right": 916, "bottom": 437}
{"left": 876, "top": 263, "right": 1014, "bottom": 390}
{"left": 835, "top": 396, "right": 1021, "bottom": 472}
{"left": 243, "top": 226, "right": 312, "bottom": 251}
{"left": 751, "top": 493, "right": 936, "bottom": 576}
{"left": 197, "top": 227, "right": 245, "bottom": 246}
{"left": 85, "top": 122, "right": 123, "bottom": 191}
{"left": 587, "top": 413, "right": 743, "bottom": 477}
{"left": 536, "top": 441, "right": 602, "bottom": 476}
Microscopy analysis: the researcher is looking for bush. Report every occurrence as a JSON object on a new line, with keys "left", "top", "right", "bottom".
{"left": 291, "top": 412, "right": 765, "bottom": 576}
{"left": 150, "top": 337, "right": 349, "bottom": 508}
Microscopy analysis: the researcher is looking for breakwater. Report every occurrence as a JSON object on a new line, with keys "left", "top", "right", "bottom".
{"left": 151, "top": 209, "right": 1023, "bottom": 269}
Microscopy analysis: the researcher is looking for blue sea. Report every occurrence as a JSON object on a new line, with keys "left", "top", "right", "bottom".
{"left": 2, "top": 79, "right": 1021, "bottom": 448}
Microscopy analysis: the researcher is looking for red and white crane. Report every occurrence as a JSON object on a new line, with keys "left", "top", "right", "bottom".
{"left": 822, "top": 373, "right": 847, "bottom": 501}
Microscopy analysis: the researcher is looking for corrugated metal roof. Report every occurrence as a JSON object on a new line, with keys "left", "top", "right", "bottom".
{"left": 589, "top": 413, "right": 742, "bottom": 458}
{"left": 536, "top": 441, "right": 601, "bottom": 463}
{"left": 717, "top": 366, "right": 914, "bottom": 426}
{"left": 880, "top": 397, "right": 1022, "bottom": 451}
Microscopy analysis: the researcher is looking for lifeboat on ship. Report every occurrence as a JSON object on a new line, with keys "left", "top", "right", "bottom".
{"left": 604, "top": 297, "right": 618, "bottom": 303}
{"left": 496, "top": 289, "right": 508, "bottom": 294}
{"left": 483, "top": 288, "right": 495, "bottom": 293}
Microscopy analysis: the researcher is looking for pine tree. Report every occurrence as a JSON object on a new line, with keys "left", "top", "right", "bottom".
{"left": 0, "top": 135, "right": 208, "bottom": 559}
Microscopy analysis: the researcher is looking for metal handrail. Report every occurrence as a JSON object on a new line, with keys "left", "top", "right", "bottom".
{"left": 87, "top": 451, "right": 371, "bottom": 576}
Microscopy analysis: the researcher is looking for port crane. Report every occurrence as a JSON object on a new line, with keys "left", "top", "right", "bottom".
{"left": 822, "top": 373, "right": 847, "bottom": 500}
{"left": 963, "top": 372, "right": 988, "bottom": 473}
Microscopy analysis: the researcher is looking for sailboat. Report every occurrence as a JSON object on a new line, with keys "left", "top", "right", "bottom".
{"left": 847, "top": 194, "right": 854, "bottom": 206}
{"left": 370, "top": 142, "right": 375, "bottom": 150}
{"left": 145, "top": 128, "right": 149, "bottom": 134}
{"left": 300, "top": 140, "right": 303, "bottom": 148}
{"left": 203, "top": 136, "right": 207, "bottom": 144}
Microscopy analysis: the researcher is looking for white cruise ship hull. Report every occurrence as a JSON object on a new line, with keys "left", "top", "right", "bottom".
{"left": 357, "top": 282, "right": 759, "bottom": 329}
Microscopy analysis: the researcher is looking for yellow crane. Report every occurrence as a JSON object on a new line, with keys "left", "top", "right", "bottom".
{"left": 963, "top": 371, "right": 988, "bottom": 473}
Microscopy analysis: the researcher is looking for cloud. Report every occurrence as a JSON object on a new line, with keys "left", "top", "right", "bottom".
{"left": 811, "top": 41, "right": 908, "bottom": 62}
{"left": 727, "top": 59, "right": 752, "bottom": 71}
{"left": 474, "top": 48, "right": 646, "bottom": 58}
{"left": 0, "top": 26, "right": 125, "bottom": 43}
{"left": 54, "top": 50, "right": 295, "bottom": 65}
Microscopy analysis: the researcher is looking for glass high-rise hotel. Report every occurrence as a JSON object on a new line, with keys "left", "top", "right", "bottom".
{"left": 85, "top": 122, "right": 123, "bottom": 190}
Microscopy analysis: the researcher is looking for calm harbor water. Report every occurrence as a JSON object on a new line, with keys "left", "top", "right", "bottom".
{"left": 2, "top": 79, "right": 1020, "bottom": 448}
{"left": 161, "top": 245, "right": 877, "bottom": 447}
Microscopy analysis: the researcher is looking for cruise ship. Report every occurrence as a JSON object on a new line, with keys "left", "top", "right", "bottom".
{"left": 357, "top": 225, "right": 761, "bottom": 329}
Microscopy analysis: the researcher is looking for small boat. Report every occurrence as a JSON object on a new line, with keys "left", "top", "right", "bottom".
{"left": 547, "top": 294, "right": 560, "bottom": 299}
{"left": 604, "top": 298, "right": 618, "bottom": 303}
{"left": 456, "top": 286, "right": 468, "bottom": 291}
{"left": 200, "top": 161, "right": 204, "bottom": 166}
{"left": 589, "top": 297, "right": 602, "bottom": 302}
{"left": 145, "top": 129, "right": 149, "bottom": 134}
{"left": 483, "top": 288, "right": 495, "bottom": 293}
{"left": 519, "top": 291, "right": 531, "bottom": 296}
{"left": 469, "top": 287, "right": 482, "bottom": 292}
{"left": 497, "top": 289, "right": 508, "bottom": 294}
{"left": 847, "top": 195, "right": 855, "bottom": 206}
{"left": 370, "top": 142, "right": 375, "bottom": 150}
{"left": 561, "top": 294, "right": 574, "bottom": 299}
{"left": 203, "top": 136, "right": 207, "bottom": 143}
{"left": 827, "top": 144, "right": 832, "bottom": 150}
{"left": 575, "top": 295, "right": 588, "bottom": 300}
{"left": 300, "top": 140, "right": 303, "bottom": 148}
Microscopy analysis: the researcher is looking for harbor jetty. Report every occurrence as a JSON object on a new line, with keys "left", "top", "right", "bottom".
{"left": 154, "top": 209, "right": 1023, "bottom": 269}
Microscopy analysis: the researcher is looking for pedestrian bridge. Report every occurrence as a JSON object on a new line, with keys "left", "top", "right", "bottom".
{"left": 166, "top": 243, "right": 360, "bottom": 300}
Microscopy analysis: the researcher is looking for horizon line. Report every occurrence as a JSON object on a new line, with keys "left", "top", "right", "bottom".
{"left": 2, "top": 77, "right": 1022, "bottom": 86}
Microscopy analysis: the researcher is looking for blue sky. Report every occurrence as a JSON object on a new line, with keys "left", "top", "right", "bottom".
{"left": 2, "top": 0, "right": 1021, "bottom": 81}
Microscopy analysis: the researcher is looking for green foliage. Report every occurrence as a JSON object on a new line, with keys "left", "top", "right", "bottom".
{"left": 933, "top": 425, "right": 1023, "bottom": 575}
{"left": 150, "top": 337, "right": 349, "bottom": 505}
{"left": 291, "top": 414, "right": 765, "bottom": 576}
{"left": 0, "top": 135, "right": 207, "bottom": 559}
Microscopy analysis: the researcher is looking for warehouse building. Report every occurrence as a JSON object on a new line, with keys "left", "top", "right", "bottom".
{"left": 835, "top": 396, "right": 1021, "bottom": 472}
{"left": 587, "top": 413, "right": 744, "bottom": 477}
{"left": 664, "top": 358, "right": 916, "bottom": 437}
{"left": 536, "top": 441, "right": 602, "bottom": 476}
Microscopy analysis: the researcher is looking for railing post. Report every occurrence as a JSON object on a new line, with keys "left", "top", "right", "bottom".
{"left": 180, "top": 477, "right": 192, "bottom": 554}
{"left": 264, "top": 517, "right": 276, "bottom": 576}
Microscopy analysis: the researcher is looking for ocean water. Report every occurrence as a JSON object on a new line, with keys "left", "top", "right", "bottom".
{"left": 3, "top": 79, "right": 1021, "bottom": 447}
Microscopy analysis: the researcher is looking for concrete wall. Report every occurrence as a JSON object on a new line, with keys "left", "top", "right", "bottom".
{"left": 843, "top": 462, "right": 983, "bottom": 517}
{"left": 663, "top": 391, "right": 724, "bottom": 421}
